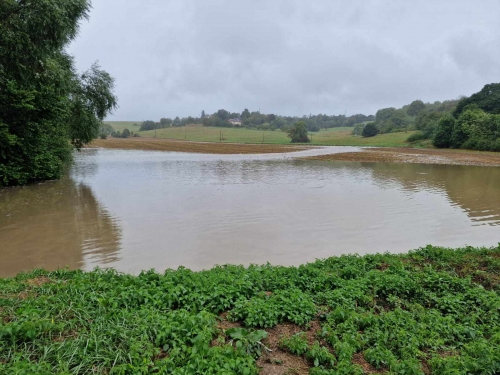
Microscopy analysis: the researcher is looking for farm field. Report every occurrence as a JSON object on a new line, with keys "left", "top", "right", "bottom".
{"left": 104, "top": 122, "right": 415, "bottom": 147}
{"left": 105, "top": 121, "right": 142, "bottom": 133}
{"left": 1, "top": 245, "right": 499, "bottom": 374}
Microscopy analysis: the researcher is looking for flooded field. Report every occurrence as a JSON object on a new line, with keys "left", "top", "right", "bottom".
{"left": 0, "top": 147, "right": 499, "bottom": 277}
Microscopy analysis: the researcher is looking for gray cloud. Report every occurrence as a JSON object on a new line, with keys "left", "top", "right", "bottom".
{"left": 68, "top": 0, "right": 500, "bottom": 120}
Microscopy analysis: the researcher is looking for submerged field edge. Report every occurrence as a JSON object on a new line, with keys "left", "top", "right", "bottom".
{"left": 303, "top": 147, "right": 500, "bottom": 167}
{"left": 1, "top": 244, "right": 500, "bottom": 374}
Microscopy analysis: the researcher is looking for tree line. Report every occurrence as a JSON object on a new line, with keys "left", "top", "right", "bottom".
{"left": 355, "top": 83, "right": 500, "bottom": 151}
{"left": 138, "top": 110, "right": 374, "bottom": 133}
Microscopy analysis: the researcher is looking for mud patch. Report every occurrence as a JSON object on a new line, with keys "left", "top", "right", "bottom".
{"left": 304, "top": 147, "right": 500, "bottom": 167}
{"left": 217, "top": 312, "right": 241, "bottom": 330}
{"left": 26, "top": 276, "right": 52, "bottom": 287}
{"left": 352, "top": 352, "right": 386, "bottom": 374}
{"left": 257, "top": 349, "right": 309, "bottom": 375}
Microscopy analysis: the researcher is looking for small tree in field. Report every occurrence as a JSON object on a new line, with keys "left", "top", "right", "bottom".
{"left": 287, "top": 121, "right": 310, "bottom": 143}
{"left": 362, "top": 123, "right": 379, "bottom": 137}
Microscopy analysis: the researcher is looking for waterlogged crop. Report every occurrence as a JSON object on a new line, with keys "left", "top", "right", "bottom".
{"left": 0, "top": 245, "right": 499, "bottom": 374}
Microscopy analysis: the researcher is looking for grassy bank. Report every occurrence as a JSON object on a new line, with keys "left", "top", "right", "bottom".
{"left": 104, "top": 123, "right": 414, "bottom": 147}
{"left": 1, "top": 245, "right": 499, "bottom": 374}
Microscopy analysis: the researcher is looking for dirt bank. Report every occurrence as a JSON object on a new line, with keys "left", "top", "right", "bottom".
{"left": 87, "top": 137, "right": 307, "bottom": 154}
{"left": 304, "top": 147, "right": 500, "bottom": 167}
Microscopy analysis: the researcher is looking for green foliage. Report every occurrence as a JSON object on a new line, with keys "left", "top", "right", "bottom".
{"left": 433, "top": 107, "right": 500, "bottom": 151}
{"left": 406, "top": 131, "right": 427, "bottom": 143}
{"left": 1, "top": 245, "right": 500, "bottom": 373}
{"left": 229, "top": 289, "right": 316, "bottom": 328}
{"left": 454, "top": 83, "right": 500, "bottom": 117}
{"left": 121, "top": 129, "right": 130, "bottom": 138}
{"left": 407, "top": 100, "right": 426, "bottom": 117}
{"left": 280, "top": 333, "right": 309, "bottom": 355}
{"left": 433, "top": 115, "right": 456, "bottom": 148}
{"left": 287, "top": 121, "right": 310, "bottom": 143}
{"left": 351, "top": 123, "right": 364, "bottom": 136}
{"left": 362, "top": 122, "right": 379, "bottom": 137}
{"left": 0, "top": 0, "right": 117, "bottom": 186}
{"left": 306, "top": 342, "right": 336, "bottom": 367}
{"left": 225, "top": 328, "right": 268, "bottom": 359}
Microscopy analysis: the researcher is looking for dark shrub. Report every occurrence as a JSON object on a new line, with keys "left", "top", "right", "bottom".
{"left": 362, "top": 123, "right": 379, "bottom": 137}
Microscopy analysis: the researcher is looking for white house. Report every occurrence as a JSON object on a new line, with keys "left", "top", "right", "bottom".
{"left": 228, "top": 118, "right": 242, "bottom": 126}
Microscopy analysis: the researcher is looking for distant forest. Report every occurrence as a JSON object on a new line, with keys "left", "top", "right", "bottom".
{"left": 127, "top": 82, "right": 500, "bottom": 152}
{"left": 136, "top": 111, "right": 375, "bottom": 133}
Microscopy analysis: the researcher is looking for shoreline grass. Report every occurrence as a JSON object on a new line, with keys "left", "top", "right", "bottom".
{"left": 1, "top": 245, "right": 499, "bottom": 374}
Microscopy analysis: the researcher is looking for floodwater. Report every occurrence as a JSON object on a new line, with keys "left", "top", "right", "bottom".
{"left": 0, "top": 147, "right": 499, "bottom": 277}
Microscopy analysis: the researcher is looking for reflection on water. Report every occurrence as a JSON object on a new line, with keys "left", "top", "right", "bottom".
{"left": 368, "top": 163, "right": 500, "bottom": 225}
{"left": 0, "top": 148, "right": 499, "bottom": 277}
{"left": 0, "top": 173, "right": 121, "bottom": 277}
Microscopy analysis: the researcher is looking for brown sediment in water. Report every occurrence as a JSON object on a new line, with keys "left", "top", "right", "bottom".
{"left": 304, "top": 147, "right": 500, "bottom": 167}
{"left": 87, "top": 138, "right": 308, "bottom": 154}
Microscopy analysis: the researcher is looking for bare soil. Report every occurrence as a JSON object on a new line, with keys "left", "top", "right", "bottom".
{"left": 88, "top": 138, "right": 307, "bottom": 154}
{"left": 305, "top": 147, "right": 500, "bottom": 166}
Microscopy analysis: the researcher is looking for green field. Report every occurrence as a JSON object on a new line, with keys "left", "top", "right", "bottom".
{"left": 104, "top": 122, "right": 415, "bottom": 147}
{"left": 1, "top": 245, "right": 499, "bottom": 374}
{"left": 105, "top": 121, "right": 142, "bottom": 133}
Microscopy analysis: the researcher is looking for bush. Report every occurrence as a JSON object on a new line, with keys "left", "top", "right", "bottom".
{"left": 406, "top": 131, "right": 426, "bottom": 143}
{"left": 433, "top": 115, "right": 455, "bottom": 148}
{"left": 362, "top": 123, "right": 379, "bottom": 137}
{"left": 352, "top": 123, "right": 364, "bottom": 136}
{"left": 287, "top": 121, "right": 310, "bottom": 143}
{"left": 121, "top": 129, "right": 130, "bottom": 138}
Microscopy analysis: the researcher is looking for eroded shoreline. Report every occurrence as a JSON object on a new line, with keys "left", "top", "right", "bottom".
{"left": 88, "top": 138, "right": 500, "bottom": 166}
{"left": 304, "top": 147, "right": 500, "bottom": 167}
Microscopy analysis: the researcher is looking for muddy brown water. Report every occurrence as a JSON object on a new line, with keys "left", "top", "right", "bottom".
{"left": 0, "top": 147, "right": 499, "bottom": 277}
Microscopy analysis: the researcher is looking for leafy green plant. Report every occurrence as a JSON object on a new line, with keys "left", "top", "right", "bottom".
{"left": 364, "top": 346, "right": 397, "bottom": 369}
{"left": 306, "top": 342, "right": 336, "bottom": 367}
{"left": 225, "top": 327, "right": 269, "bottom": 359}
{"left": 0, "top": 245, "right": 499, "bottom": 373}
{"left": 280, "top": 332, "right": 309, "bottom": 355}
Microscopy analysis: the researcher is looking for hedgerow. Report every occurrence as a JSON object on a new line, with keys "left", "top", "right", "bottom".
{"left": 0, "top": 245, "right": 499, "bottom": 374}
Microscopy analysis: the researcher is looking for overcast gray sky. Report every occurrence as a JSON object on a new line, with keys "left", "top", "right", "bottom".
{"left": 68, "top": 1, "right": 500, "bottom": 120}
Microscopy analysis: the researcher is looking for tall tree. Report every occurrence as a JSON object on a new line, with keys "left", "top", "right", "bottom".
{"left": 406, "top": 100, "right": 426, "bottom": 117}
{"left": 0, "top": 0, "right": 117, "bottom": 186}
{"left": 453, "top": 83, "right": 500, "bottom": 117}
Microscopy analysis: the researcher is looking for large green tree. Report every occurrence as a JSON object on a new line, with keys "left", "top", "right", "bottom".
{"left": 406, "top": 100, "right": 426, "bottom": 117}
{"left": 0, "top": 0, "right": 117, "bottom": 187}
{"left": 453, "top": 83, "right": 500, "bottom": 117}
{"left": 287, "top": 121, "right": 310, "bottom": 143}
